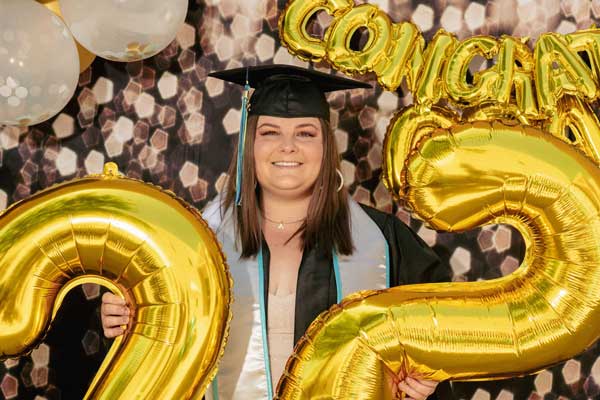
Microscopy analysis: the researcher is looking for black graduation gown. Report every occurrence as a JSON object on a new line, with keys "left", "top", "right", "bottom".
{"left": 261, "top": 204, "right": 454, "bottom": 399}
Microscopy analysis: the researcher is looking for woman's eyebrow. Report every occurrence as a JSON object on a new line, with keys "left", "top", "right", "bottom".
{"left": 257, "top": 123, "right": 280, "bottom": 129}
{"left": 295, "top": 123, "right": 318, "bottom": 129}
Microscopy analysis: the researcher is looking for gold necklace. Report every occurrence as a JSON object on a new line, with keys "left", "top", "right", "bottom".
{"left": 262, "top": 214, "right": 306, "bottom": 230}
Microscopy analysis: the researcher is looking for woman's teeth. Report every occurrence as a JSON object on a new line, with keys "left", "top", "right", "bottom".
{"left": 272, "top": 161, "right": 301, "bottom": 167}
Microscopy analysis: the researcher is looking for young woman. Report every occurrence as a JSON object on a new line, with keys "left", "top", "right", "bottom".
{"left": 101, "top": 65, "right": 451, "bottom": 400}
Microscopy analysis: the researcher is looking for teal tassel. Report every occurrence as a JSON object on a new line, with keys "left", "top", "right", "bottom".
{"left": 235, "top": 81, "right": 250, "bottom": 206}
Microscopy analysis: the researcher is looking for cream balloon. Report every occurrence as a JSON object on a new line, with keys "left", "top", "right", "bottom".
{"left": 0, "top": 0, "right": 79, "bottom": 126}
{"left": 59, "top": 0, "right": 188, "bottom": 62}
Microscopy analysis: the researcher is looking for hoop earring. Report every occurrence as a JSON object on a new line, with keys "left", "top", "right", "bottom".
{"left": 336, "top": 168, "right": 344, "bottom": 192}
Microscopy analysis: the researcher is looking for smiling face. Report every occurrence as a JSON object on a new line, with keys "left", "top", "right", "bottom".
{"left": 254, "top": 115, "right": 324, "bottom": 199}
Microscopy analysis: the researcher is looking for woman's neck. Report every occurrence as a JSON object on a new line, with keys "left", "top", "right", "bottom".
{"left": 260, "top": 190, "right": 311, "bottom": 222}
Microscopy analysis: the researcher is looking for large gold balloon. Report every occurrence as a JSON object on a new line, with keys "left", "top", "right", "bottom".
{"left": 0, "top": 163, "right": 231, "bottom": 399}
{"left": 275, "top": 115, "right": 600, "bottom": 399}
{"left": 277, "top": 1, "right": 600, "bottom": 398}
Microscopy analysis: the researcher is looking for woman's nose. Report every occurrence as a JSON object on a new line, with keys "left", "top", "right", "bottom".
{"left": 279, "top": 135, "right": 298, "bottom": 152}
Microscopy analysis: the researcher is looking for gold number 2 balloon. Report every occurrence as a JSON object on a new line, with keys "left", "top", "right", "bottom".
{"left": 0, "top": 163, "right": 231, "bottom": 399}
{"left": 275, "top": 107, "right": 600, "bottom": 398}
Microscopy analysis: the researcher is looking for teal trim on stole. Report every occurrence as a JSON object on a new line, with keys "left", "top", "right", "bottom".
{"left": 212, "top": 375, "right": 219, "bottom": 400}
{"left": 384, "top": 240, "right": 391, "bottom": 288}
{"left": 332, "top": 251, "right": 343, "bottom": 303}
{"left": 258, "top": 247, "right": 274, "bottom": 399}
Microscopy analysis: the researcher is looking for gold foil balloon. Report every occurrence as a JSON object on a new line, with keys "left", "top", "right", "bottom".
{"left": 462, "top": 102, "right": 533, "bottom": 125}
{"left": 0, "top": 163, "right": 232, "bottom": 399}
{"left": 278, "top": 0, "right": 600, "bottom": 398}
{"left": 444, "top": 36, "right": 501, "bottom": 104}
{"left": 279, "top": 0, "right": 353, "bottom": 62}
{"left": 543, "top": 95, "right": 600, "bottom": 164}
{"left": 412, "top": 30, "right": 456, "bottom": 106}
{"left": 325, "top": 4, "right": 391, "bottom": 74}
{"left": 535, "top": 33, "right": 597, "bottom": 116}
{"left": 377, "top": 22, "right": 423, "bottom": 92}
{"left": 276, "top": 116, "right": 600, "bottom": 399}
{"left": 58, "top": 0, "right": 188, "bottom": 62}
{"left": 279, "top": 0, "right": 600, "bottom": 116}
{"left": 38, "top": 0, "right": 96, "bottom": 72}
{"left": 382, "top": 104, "right": 457, "bottom": 199}
{"left": 0, "top": 0, "right": 79, "bottom": 126}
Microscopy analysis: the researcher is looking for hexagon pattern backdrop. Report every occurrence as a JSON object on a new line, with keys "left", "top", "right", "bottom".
{"left": 0, "top": 0, "right": 599, "bottom": 399}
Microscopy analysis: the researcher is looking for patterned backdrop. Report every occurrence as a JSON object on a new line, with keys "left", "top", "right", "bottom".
{"left": 0, "top": 0, "right": 599, "bottom": 399}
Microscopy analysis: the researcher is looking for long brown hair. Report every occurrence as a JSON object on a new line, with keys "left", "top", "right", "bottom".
{"left": 222, "top": 115, "right": 353, "bottom": 258}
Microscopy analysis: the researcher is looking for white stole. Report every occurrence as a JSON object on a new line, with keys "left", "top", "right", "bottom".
{"left": 203, "top": 198, "right": 389, "bottom": 400}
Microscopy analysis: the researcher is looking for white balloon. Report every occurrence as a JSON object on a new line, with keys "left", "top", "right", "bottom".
{"left": 0, "top": 0, "right": 79, "bottom": 126}
{"left": 59, "top": 0, "right": 188, "bottom": 62}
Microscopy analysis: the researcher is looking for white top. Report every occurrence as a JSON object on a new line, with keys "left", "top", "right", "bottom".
{"left": 267, "top": 292, "right": 296, "bottom": 390}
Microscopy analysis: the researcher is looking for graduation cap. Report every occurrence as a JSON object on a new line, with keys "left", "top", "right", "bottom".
{"left": 208, "top": 64, "right": 371, "bottom": 205}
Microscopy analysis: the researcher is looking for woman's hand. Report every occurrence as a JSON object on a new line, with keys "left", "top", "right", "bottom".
{"left": 395, "top": 376, "right": 438, "bottom": 400}
{"left": 100, "top": 292, "right": 130, "bottom": 338}
{"left": 386, "top": 368, "right": 439, "bottom": 400}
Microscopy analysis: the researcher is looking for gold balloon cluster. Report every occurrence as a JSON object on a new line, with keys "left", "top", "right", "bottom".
{"left": 278, "top": 0, "right": 600, "bottom": 399}
{"left": 280, "top": 0, "right": 600, "bottom": 124}
{"left": 0, "top": 163, "right": 232, "bottom": 400}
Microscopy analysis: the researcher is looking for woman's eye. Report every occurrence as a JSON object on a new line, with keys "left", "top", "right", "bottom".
{"left": 259, "top": 130, "right": 278, "bottom": 136}
{"left": 297, "top": 131, "right": 316, "bottom": 137}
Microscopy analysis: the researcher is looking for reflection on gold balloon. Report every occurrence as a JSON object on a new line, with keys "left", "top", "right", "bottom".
{"left": 278, "top": 0, "right": 352, "bottom": 62}
{"left": 38, "top": 0, "right": 96, "bottom": 73}
{"left": 412, "top": 30, "right": 456, "bottom": 106}
{"left": 534, "top": 33, "right": 597, "bottom": 116}
{"left": 0, "top": 163, "right": 232, "bottom": 400}
{"left": 544, "top": 95, "right": 600, "bottom": 164}
{"left": 382, "top": 104, "right": 457, "bottom": 200}
{"left": 444, "top": 36, "right": 500, "bottom": 104}
{"left": 462, "top": 102, "right": 533, "bottom": 125}
{"left": 325, "top": 4, "right": 391, "bottom": 74}
{"left": 276, "top": 115, "right": 600, "bottom": 399}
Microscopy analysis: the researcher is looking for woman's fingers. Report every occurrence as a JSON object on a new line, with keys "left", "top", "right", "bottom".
{"left": 102, "top": 292, "right": 126, "bottom": 305}
{"left": 103, "top": 326, "right": 125, "bottom": 339}
{"left": 100, "top": 292, "right": 131, "bottom": 339}
{"left": 397, "top": 380, "right": 423, "bottom": 399}
{"left": 397, "top": 376, "right": 438, "bottom": 400}
{"left": 409, "top": 377, "right": 438, "bottom": 389}
{"left": 404, "top": 376, "right": 438, "bottom": 395}
{"left": 102, "top": 315, "right": 129, "bottom": 327}
{"left": 101, "top": 314, "right": 129, "bottom": 338}
{"left": 101, "top": 302, "right": 129, "bottom": 317}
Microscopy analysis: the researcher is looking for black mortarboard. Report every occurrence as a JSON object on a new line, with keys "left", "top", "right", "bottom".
{"left": 208, "top": 64, "right": 370, "bottom": 205}
{"left": 208, "top": 64, "right": 371, "bottom": 121}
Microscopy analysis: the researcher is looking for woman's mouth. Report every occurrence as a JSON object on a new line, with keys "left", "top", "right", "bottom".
{"left": 272, "top": 161, "right": 303, "bottom": 167}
